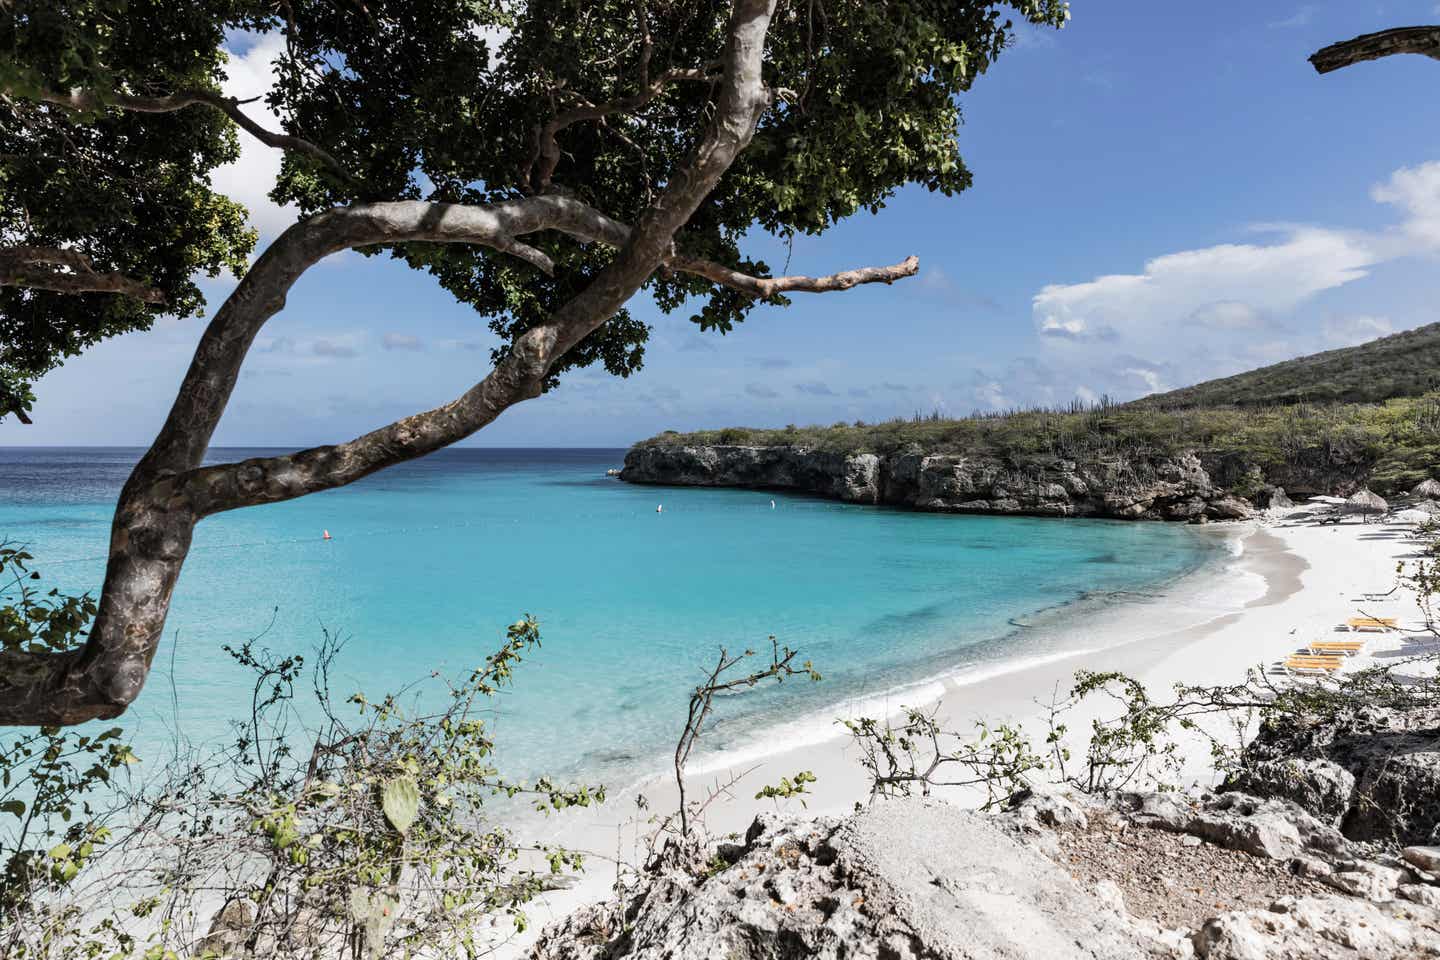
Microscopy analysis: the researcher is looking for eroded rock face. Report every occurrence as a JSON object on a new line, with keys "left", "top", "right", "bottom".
{"left": 538, "top": 789, "right": 1440, "bottom": 960}
{"left": 1192, "top": 895, "right": 1440, "bottom": 960}
{"left": 533, "top": 798, "right": 1163, "bottom": 960}
{"left": 621, "top": 445, "right": 1258, "bottom": 522}
{"left": 1229, "top": 707, "right": 1440, "bottom": 846}
{"left": 1113, "top": 791, "right": 1354, "bottom": 861}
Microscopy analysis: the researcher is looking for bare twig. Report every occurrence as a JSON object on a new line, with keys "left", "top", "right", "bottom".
{"left": 672, "top": 637, "right": 818, "bottom": 838}
{"left": 15, "top": 86, "right": 357, "bottom": 184}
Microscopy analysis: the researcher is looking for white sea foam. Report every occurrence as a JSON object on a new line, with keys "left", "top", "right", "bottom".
{"left": 683, "top": 525, "right": 1263, "bottom": 779}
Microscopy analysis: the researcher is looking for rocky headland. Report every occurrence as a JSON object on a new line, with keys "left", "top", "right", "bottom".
{"left": 620, "top": 444, "right": 1270, "bottom": 521}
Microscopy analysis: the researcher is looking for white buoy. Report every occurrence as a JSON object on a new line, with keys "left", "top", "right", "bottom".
{"left": 656, "top": 504, "right": 663, "bottom": 513}
{"left": 322, "top": 529, "right": 332, "bottom": 540}
{"left": 770, "top": 500, "right": 775, "bottom": 509}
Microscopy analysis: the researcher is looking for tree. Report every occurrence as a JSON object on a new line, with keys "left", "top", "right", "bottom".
{"left": 0, "top": 1, "right": 262, "bottom": 423}
{"left": 1310, "top": 25, "right": 1440, "bottom": 75}
{"left": 0, "top": 0, "right": 1069, "bottom": 725}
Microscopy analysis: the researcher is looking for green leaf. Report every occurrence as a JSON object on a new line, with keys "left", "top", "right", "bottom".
{"left": 381, "top": 776, "right": 420, "bottom": 834}
{"left": 0, "top": 800, "right": 24, "bottom": 818}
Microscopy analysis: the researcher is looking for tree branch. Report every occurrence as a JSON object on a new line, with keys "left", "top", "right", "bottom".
{"left": 1310, "top": 25, "right": 1440, "bottom": 74}
{"left": 0, "top": 0, "right": 788, "bottom": 727}
{"left": 0, "top": 246, "right": 164, "bottom": 303}
{"left": 525, "top": 43, "right": 722, "bottom": 192}
{"left": 507, "top": 198, "right": 920, "bottom": 299}
{"left": 17, "top": 86, "right": 357, "bottom": 185}
{"left": 671, "top": 253, "right": 919, "bottom": 298}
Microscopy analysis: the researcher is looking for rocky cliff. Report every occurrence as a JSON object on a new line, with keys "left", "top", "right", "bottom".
{"left": 621, "top": 445, "right": 1260, "bottom": 521}
{"left": 535, "top": 790, "right": 1440, "bottom": 959}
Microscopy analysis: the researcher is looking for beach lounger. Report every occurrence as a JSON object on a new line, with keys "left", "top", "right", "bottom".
{"left": 1283, "top": 654, "right": 1344, "bottom": 676}
{"left": 1346, "top": 617, "right": 1399, "bottom": 632}
{"left": 1309, "top": 640, "right": 1366, "bottom": 657}
{"left": 1359, "top": 586, "right": 1400, "bottom": 601}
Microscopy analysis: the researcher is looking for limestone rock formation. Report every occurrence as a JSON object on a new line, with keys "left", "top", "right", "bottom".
{"left": 534, "top": 798, "right": 1163, "bottom": 960}
{"left": 1192, "top": 896, "right": 1440, "bottom": 959}
{"left": 536, "top": 785, "right": 1440, "bottom": 960}
{"left": 621, "top": 445, "right": 1260, "bottom": 522}
{"left": 1229, "top": 706, "right": 1440, "bottom": 846}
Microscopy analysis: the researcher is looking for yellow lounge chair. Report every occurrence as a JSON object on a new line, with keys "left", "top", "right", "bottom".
{"left": 1347, "top": 617, "right": 1398, "bottom": 632}
{"left": 1283, "top": 654, "right": 1344, "bottom": 676}
{"left": 1309, "top": 640, "right": 1366, "bottom": 657}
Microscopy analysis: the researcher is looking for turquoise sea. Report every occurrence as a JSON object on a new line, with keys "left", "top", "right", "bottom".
{"left": 0, "top": 447, "right": 1223, "bottom": 789}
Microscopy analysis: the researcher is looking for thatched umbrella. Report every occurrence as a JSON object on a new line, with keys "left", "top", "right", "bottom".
{"left": 1345, "top": 488, "right": 1388, "bottom": 521}
{"left": 1413, "top": 478, "right": 1440, "bottom": 499}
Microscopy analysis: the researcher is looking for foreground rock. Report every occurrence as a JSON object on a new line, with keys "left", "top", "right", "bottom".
{"left": 1229, "top": 705, "right": 1440, "bottom": 846}
{"left": 535, "top": 797, "right": 1162, "bottom": 960}
{"left": 536, "top": 789, "right": 1440, "bottom": 960}
{"left": 1193, "top": 896, "right": 1440, "bottom": 959}
{"left": 621, "top": 445, "right": 1260, "bottom": 521}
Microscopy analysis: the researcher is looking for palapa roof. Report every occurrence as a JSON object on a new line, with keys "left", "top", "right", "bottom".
{"left": 1344, "top": 488, "right": 1388, "bottom": 513}
{"left": 1413, "top": 478, "right": 1440, "bottom": 499}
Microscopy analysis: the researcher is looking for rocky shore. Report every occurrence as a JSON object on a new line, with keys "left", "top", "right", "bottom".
{"left": 536, "top": 782, "right": 1440, "bottom": 959}
{"left": 620, "top": 445, "right": 1266, "bottom": 521}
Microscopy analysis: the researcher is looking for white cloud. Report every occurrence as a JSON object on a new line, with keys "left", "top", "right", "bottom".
{"left": 1120, "top": 367, "right": 1163, "bottom": 393}
{"left": 1268, "top": 6, "right": 1315, "bottom": 29}
{"left": 1321, "top": 314, "right": 1393, "bottom": 347}
{"left": 1030, "top": 160, "right": 1440, "bottom": 400}
{"left": 971, "top": 380, "right": 1006, "bottom": 409}
{"left": 919, "top": 266, "right": 954, "bottom": 292}
{"left": 382, "top": 333, "right": 424, "bottom": 351}
{"left": 210, "top": 34, "right": 298, "bottom": 239}
{"left": 1188, "top": 301, "right": 1261, "bottom": 330}
{"left": 1372, "top": 161, "right": 1440, "bottom": 250}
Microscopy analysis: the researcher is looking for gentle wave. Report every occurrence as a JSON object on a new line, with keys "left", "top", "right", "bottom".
{"left": 644, "top": 524, "right": 1262, "bottom": 785}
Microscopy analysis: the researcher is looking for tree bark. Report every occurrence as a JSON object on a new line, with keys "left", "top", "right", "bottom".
{"left": 1310, "top": 26, "right": 1440, "bottom": 74}
{"left": 0, "top": 1, "right": 919, "bottom": 727}
{"left": 0, "top": 246, "right": 164, "bottom": 302}
{"left": 0, "top": 1, "right": 781, "bottom": 726}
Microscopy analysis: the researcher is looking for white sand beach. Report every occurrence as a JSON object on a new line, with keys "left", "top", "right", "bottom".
{"left": 498, "top": 506, "right": 1436, "bottom": 954}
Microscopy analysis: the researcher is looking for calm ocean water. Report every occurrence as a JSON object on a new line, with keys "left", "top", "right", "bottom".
{"left": 0, "top": 447, "right": 1221, "bottom": 788}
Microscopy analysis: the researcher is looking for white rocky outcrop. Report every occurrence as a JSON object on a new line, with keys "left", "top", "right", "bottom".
{"left": 535, "top": 798, "right": 1163, "bottom": 960}
{"left": 620, "top": 445, "right": 1259, "bottom": 522}
{"left": 535, "top": 788, "right": 1440, "bottom": 960}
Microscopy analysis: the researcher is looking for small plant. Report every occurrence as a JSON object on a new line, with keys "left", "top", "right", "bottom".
{"left": 754, "top": 771, "right": 816, "bottom": 809}
{"left": 842, "top": 707, "right": 1044, "bottom": 810}
{"left": 673, "top": 637, "right": 820, "bottom": 839}
{"left": 0, "top": 546, "right": 138, "bottom": 957}
{"left": 2, "top": 608, "right": 604, "bottom": 959}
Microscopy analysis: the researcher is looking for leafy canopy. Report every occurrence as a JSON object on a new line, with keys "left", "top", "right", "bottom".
{"left": 1, "top": 0, "right": 1068, "bottom": 419}
{"left": 0, "top": 1, "right": 262, "bottom": 421}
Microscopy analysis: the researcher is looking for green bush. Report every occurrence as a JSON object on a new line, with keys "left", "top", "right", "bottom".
{"left": 634, "top": 392, "right": 1440, "bottom": 497}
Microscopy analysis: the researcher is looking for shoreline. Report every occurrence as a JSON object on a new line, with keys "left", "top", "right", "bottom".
{"left": 498, "top": 507, "right": 1427, "bottom": 954}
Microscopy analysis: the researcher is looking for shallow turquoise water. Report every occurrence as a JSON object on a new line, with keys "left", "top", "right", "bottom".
{"left": 0, "top": 447, "right": 1220, "bottom": 787}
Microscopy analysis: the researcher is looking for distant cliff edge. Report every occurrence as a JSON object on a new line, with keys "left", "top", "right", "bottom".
{"left": 620, "top": 443, "right": 1271, "bottom": 522}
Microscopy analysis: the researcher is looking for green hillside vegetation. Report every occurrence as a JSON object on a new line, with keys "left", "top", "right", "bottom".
{"left": 1135, "top": 322, "right": 1440, "bottom": 408}
{"left": 638, "top": 326, "right": 1440, "bottom": 495}
{"left": 637, "top": 396, "right": 1440, "bottom": 494}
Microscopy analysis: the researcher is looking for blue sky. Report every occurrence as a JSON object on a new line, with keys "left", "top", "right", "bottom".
{"left": 7, "top": 1, "right": 1440, "bottom": 448}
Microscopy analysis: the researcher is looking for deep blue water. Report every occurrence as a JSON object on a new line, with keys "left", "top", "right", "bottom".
{"left": 0, "top": 447, "right": 1220, "bottom": 787}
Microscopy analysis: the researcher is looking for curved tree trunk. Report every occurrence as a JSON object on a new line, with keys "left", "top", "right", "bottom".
{"left": 0, "top": 1, "right": 921, "bottom": 727}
